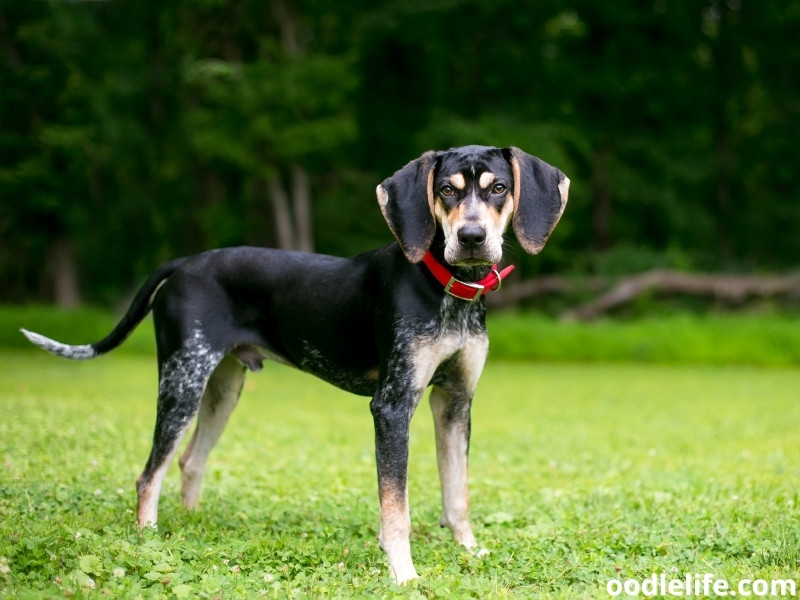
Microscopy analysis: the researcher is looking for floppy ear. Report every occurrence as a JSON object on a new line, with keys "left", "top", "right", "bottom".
{"left": 376, "top": 151, "right": 438, "bottom": 263}
{"left": 503, "top": 147, "right": 570, "bottom": 254}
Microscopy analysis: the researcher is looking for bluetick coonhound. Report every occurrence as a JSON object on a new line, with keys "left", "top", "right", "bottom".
{"left": 22, "top": 145, "right": 569, "bottom": 584}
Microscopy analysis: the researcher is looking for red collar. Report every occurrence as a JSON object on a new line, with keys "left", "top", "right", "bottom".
{"left": 422, "top": 251, "right": 515, "bottom": 302}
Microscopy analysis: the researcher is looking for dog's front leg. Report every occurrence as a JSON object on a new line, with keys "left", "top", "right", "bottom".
{"left": 429, "top": 338, "right": 488, "bottom": 553}
{"left": 370, "top": 380, "right": 422, "bottom": 585}
{"left": 429, "top": 384, "right": 477, "bottom": 549}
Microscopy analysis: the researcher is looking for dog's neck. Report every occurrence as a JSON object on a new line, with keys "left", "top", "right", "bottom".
{"left": 451, "top": 263, "right": 492, "bottom": 282}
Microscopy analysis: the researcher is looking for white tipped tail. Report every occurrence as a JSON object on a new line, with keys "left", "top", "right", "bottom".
{"left": 20, "top": 328, "right": 98, "bottom": 360}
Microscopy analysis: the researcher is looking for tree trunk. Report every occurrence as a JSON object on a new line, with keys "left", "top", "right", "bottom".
{"left": 267, "top": 176, "right": 296, "bottom": 250}
{"left": 292, "top": 163, "right": 313, "bottom": 253}
{"left": 269, "top": 0, "right": 315, "bottom": 253}
{"left": 591, "top": 145, "right": 613, "bottom": 251}
{"left": 714, "top": 129, "right": 734, "bottom": 262}
{"left": 271, "top": 0, "right": 301, "bottom": 57}
{"left": 46, "top": 236, "right": 80, "bottom": 308}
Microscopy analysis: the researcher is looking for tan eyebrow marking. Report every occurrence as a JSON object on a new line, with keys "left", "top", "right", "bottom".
{"left": 478, "top": 172, "right": 496, "bottom": 189}
{"left": 449, "top": 173, "right": 466, "bottom": 190}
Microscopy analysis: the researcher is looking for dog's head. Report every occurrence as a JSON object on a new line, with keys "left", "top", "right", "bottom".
{"left": 376, "top": 145, "right": 569, "bottom": 265}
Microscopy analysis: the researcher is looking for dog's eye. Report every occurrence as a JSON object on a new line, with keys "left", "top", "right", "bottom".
{"left": 491, "top": 183, "right": 507, "bottom": 195}
{"left": 440, "top": 185, "right": 455, "bottom": 197}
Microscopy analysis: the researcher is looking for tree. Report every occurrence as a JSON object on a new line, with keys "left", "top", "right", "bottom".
{"left": 2, "top": 0, "right": 800, "bottom": 306}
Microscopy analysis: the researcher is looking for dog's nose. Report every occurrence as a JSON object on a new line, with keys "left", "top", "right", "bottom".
{"left": 457, "top": 224, "right": 486, "bottom": 248}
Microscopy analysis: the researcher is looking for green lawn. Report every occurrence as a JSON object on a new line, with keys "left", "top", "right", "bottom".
{"left": 3, "top": 305, "right": 800, "bottom": 366}
{"left": 1, "top": 351, "right": 799, "bottom": 598}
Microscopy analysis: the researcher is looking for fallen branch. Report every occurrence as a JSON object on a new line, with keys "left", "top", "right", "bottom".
{"left": 487, "top": 275, "right": 606, "bottom": 309}
{"left": 560, "top": 269, "right": 800, "bottom": 321}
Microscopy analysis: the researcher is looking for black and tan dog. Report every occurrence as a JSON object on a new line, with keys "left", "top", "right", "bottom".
{"left": 22, "top": 145, "right": 568, "bottom": 584}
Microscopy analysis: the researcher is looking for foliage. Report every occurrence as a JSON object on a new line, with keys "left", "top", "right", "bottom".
{"left": 2, "top": 1, "right": 800, "bottom": 304}
{"left": 1, "top": 354, "right": 799, "bottom": 597}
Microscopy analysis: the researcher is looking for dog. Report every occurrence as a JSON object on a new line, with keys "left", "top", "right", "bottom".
{"left": 22, "top": 145, "right": 568, "bottom": 584}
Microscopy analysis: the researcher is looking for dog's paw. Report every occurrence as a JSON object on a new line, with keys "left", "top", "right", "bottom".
{"left": 471, "top": 547, "right": 490, "bottom": 558}
{"left": 390, "top": 565, "right": 420, "bottom": 586}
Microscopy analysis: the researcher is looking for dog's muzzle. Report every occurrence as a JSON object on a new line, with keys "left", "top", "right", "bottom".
{"left": 457, "top": 224, "right": 486, "bottom": 250}
{"left": 448, "top": 224, "right": 499, "bottom": 265}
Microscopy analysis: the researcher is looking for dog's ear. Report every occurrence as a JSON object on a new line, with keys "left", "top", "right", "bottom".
{"left": 376, "top": 151, "right": 438, "bottom": 263}
{"left": 503, "top": 147, "right": 569, "bottom": 254}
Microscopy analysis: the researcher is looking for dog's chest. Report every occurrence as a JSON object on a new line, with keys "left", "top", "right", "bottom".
{"left": 416, "top": 300, "right": 483, "bottom": 359}
{"left": 397, "top": 297, "right": 488, "bottom": 392}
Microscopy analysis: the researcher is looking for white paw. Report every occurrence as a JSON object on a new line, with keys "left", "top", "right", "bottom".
{"left": 390, "top": 564, "right": 420, "bottom": 586}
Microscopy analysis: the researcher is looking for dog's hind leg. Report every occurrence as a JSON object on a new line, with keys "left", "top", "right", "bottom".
{"left": 179, "top": 353, "right": 246, "bottom": 509}
{"left": 136, "top": 331, "right": 224, "bottom": 527}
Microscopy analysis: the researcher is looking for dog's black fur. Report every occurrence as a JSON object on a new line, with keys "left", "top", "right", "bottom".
{"left": 22, "top": 145, "right": 568, "bottom": 583}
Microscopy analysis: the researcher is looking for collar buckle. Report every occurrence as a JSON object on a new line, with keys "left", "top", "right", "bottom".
{"left": 444, "top": 278, "right": 485, "bottom": 302}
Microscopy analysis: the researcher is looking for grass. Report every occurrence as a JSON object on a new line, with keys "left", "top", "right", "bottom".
{"left": 3, "top": 305, "right": 800, "bottom": 366}
{"left": 1, "top": 350, "right": 799, "bottom": 598}
{"left": 1, "top": 306, "right": 156, "bottom": 355}
{"left": 488, "top": 312, "right": 800, "bottom": 367}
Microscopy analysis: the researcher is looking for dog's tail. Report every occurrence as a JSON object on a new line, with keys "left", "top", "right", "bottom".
{"left": 21, "top": 257, "right": 189, "bottom": 360}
